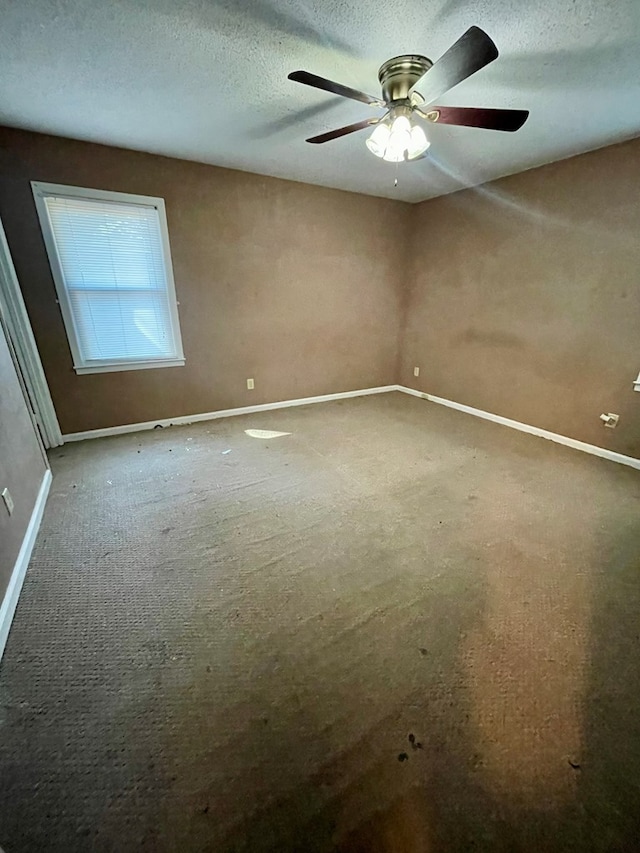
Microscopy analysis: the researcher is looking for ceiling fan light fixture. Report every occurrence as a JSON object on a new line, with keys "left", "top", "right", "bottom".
{"left": 291, "top": 27, "right": 530, "bottom": 160}
{"left": 407, "top": 124, "right": 430, "bottom": 160}
{"left": 382, "top": 144, "right": 406, "bottom": 163}
{"left": 367, "top": 113, "right": 428, "bottom": 162}
{"left": 365, "top": 122, "right": 391, "bottom": 157}
{"left": 383, "top": 114, "right": 411, "bottom": 162}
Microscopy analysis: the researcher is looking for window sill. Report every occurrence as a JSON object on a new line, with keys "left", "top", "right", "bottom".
{"left": 74, "top": 358, "right": 185, "bottom": 375}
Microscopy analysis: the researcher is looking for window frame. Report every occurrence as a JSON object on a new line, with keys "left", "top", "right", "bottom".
{"left": 31, "top": 181, "right": 185, "bottom": 375}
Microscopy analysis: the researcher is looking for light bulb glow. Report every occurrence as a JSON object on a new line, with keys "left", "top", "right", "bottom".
{"left": 382, "top": 147, "right": 405, "bottom": 163}
{"left": 366, "top": 113, "right": 429, "bottom": 163}
{"left": 390, "top": 115, "right": 411, "bottom": 134}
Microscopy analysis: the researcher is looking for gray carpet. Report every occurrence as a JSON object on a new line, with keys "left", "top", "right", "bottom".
{"left": 1, "top": 392, "right": 640, "bottom": 852}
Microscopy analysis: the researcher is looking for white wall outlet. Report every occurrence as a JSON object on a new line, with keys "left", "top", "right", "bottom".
{"left": 413, "top": 366, "right": 420, "bottom": 377}
{"left": 2, "top": 487, "right": 14, "bottom": 516}
{"left": 246, "top": 378, "right": 254, "bottom": 390}
{"left": 600, "top": 412, "right": 619, "bottom": 429}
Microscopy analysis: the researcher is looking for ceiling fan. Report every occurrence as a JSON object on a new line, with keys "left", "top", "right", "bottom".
{"left": 288, "top": 27, "right": 529, "bottom": 162}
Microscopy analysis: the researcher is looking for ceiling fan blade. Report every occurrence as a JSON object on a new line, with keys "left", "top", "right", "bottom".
{"left": 415, "top": 26, "right": 499, "bottom": 106}
{"left": 306, "top": 118, "right": 380, "bottom": 144}
{"left": 420, "top": 105, "right": 529, "bottom": 132}
{"left": 288, "top": 70, "right": 384, "bottom": 107}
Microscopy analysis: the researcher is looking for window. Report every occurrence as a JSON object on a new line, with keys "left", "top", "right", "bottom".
{"left": 32, "top": 182, "right": 184, "bottom": 374}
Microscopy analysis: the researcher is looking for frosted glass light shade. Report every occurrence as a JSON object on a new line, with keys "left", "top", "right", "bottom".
{"left": 383, "top": 115, "right": 411, "bottom": 162}
{"left": 390, "top": 115, "right": 411, "bottom": 134}
{"left": 407, "top": 124, "right": 430, "bottom": 160}
{"left": 366, "top": 123, "right": 391, "bottom": 157}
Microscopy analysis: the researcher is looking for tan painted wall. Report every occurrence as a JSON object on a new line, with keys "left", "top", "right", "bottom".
{"left": 1, "top": 126, "right": 639, "bottom": 454}
{"left": 402, "top": 137, "right": 640, "bottom": 456}
{"left": 0, "top": 127, "right": 408, "bottom": 435}
{"left": 0, "top": 314, "right": 47, "bottom": 592}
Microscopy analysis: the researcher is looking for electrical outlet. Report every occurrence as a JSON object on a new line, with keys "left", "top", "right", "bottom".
{"left": 2, "top": 487, "right": 14, "bottom": 516}
{"left": 600, "top": 412, "right": 619, "bottom": 429}
{"left": 247, "top": 378, "right": 254, "bottom": 390}
{"left": 413, "top": 366, "right": 420, "bottom": 377}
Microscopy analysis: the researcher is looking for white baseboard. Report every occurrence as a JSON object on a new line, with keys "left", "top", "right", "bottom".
{"left": 63, "top": 381, "right": 639, "bottom": 469}
{"left": 62, "top": 385, "right": 399, "bottom": 442}
{"left": 397, "top": 385, "right": 640, "bottom": 471}
{"left": 0, "top": 469, "right": 52, "bottom": 662}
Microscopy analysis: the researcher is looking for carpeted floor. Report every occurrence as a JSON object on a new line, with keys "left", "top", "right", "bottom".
{"left": 1, "top": 391, "right": 640, "bottom": 852}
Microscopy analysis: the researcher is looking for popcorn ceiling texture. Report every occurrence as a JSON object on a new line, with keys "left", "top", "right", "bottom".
{"left": 1, "top": 393, "right": 639, "bottom": 851}
{"left": 0, "top": 0, "right": 639, "bottom": 202}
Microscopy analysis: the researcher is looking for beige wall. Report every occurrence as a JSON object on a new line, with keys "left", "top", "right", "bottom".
{"left": 0, "top": 127, "right": 408, "bottom": 435}
{"left": 402, "top": 137, "right": 640, "bottom": 456}
{"left": 0, "top": 314, "right": 47, "bottom": 592}
{"left": 0, "top": 126, "right": 639, "bottom": 455}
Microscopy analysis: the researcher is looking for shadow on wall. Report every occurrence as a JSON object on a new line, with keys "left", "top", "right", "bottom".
{"left": 424, "top": 148, "right": 640, "bottom": 248}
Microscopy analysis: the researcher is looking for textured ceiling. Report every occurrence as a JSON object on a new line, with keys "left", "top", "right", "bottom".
{"left": 1, "top": 0, "right": 639, "bottom": 202}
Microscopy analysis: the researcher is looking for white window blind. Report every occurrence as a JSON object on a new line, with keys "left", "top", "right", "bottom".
{"left": 32, "top": 183, "right": 184, "bottom": 374}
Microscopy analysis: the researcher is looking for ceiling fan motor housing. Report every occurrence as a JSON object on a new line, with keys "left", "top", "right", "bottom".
{"left": 378, "top": 54, "right": 432, "bottom": 104}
